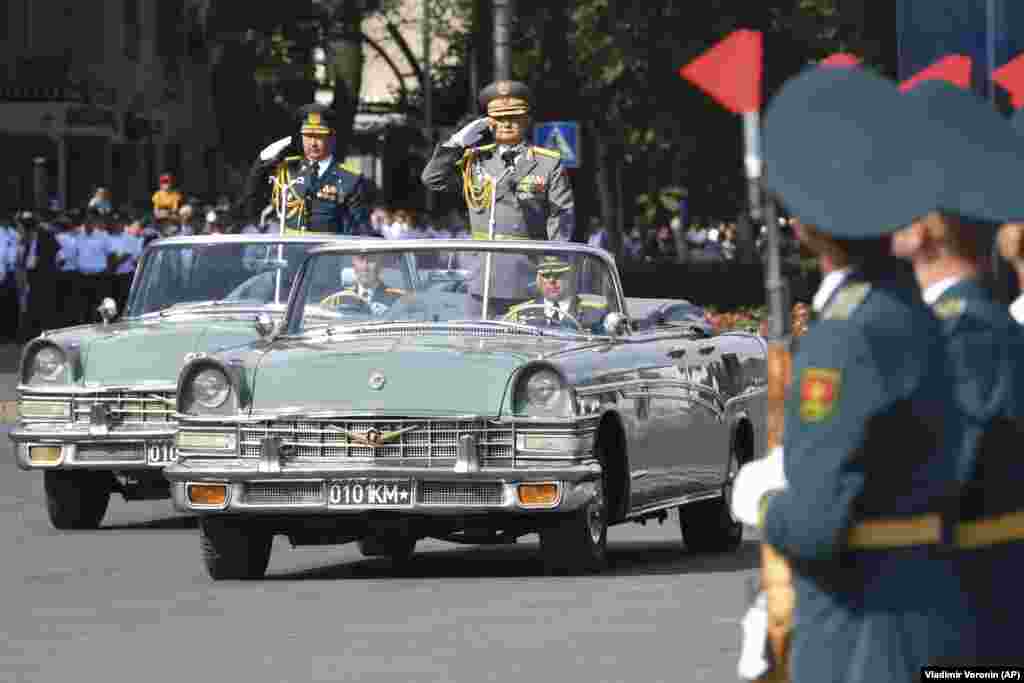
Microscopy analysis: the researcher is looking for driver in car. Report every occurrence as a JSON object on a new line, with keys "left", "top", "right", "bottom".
{"left": 504, "top": 255, "right": 606, "bottom": 332}
{"left": 321, "top": 252, "right": 405, "bottom": 315}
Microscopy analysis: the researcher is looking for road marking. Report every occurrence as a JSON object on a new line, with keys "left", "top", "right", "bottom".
{"left": 0, "top": 401, "right": 16, "bottom": 425}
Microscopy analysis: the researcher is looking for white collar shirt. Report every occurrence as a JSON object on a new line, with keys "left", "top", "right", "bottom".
{"left": 812, "top": 267, "right": 853, "bottom": 313}
{"left": 78, "top": 230, "right": 112, "bottom": 273}
{"left": 544, "top": 299, "right": 571, "bottom": 321}
{"left": 922, "top": 276, "right": 964, "bottom": 306}
{"left": 317, "top": 156, "right": 334, "bottom": 177}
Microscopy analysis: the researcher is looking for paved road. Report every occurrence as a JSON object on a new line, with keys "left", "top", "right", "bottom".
{"left": 0, "top": 366, "right": 759, "bottom": 683}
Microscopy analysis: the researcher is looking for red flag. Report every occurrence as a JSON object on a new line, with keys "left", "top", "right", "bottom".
{"left": 899, "top": 55, "right": 972, "bottom": 92}
{"left": 679, "top": 30, "right": 763, "bottom": 114}
{"left": 993, "top": 53, "right": 1024, "bottom": 109}
{"left": 819, "top": 53, "right": 861, "bottom": 68}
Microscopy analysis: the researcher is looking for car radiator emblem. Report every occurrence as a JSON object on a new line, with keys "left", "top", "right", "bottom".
{"left": 327, "top": 424, "right": 420, "bottom": 447}
{"left": 368, "top": 371, "right": 386, "bottom": 390}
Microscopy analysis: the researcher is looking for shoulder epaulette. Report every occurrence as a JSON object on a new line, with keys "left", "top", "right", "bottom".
{"left": 579, "top": 300, "right": 607, "bottom": 310}
{"left": 476, "top": 144, "right": 496, "bottom": 152}
{"left": 283, "top": 155, "right": 303, "bottom": 162}
{"left": 383, "top": 288, "right": 406, "bottom": 295}
{"left": 933, "top": 297, "right": 966, "bottom": 320}
{"left": 506, "top": 299, "right": 536, "bottom": 315}
{"left": 532, "top": 146, "right": 561, "bottom": 159}
{"left": 823, "top": 282, "right": 871, "bottom": 320}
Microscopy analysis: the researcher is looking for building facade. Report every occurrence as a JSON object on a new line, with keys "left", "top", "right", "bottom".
{"left": 0, "top": 0, "right": 221, "bottom": 213}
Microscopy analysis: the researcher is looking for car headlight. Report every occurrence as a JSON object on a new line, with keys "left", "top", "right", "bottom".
{"left": 192, "top": 369, "right": 231, "bottom": 409}
{"left": 27, "top": 346, "right": 66, "bottom": 385}
{"left": 512, "top": 366, "right": 573, "bottom": 417}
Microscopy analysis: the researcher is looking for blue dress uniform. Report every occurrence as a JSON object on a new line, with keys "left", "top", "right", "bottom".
{"left": 901, "top": 81, "right": 1024, "bottom": 665}
{"left": 240, "top": 104, "right": 371, "bottom": 235}
{"left": 759, "top": 66, "right": 975, "bottom": 681}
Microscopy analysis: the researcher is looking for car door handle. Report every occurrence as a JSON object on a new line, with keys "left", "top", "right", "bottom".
{"left": 698, "top": 346, "right": 715, "bottom": 355}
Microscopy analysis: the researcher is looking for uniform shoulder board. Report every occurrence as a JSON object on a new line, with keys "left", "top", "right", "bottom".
{"left": 933, "top": 297, "right": 966, "bottom": 320}
{"left": 283, "top": 155, "right": 303, "bottom": 163}
{"left": 532, "top": 146, "right": 561, "bottom": 159}
{"left": 476, "top": 144, "right": 497, "bottom": 152}
{"left": 822, "top": 282, "right": 871, "bottom": 321}
{"left": 579, "top": 300, "right": 607, "bottom": 310}
{"left": 506, "top": 299, "right": 536, "bottom": 315}
{"left": 383, "top": 288, "right": 406, "bottom": 295}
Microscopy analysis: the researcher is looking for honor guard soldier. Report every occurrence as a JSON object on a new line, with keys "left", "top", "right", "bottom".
{"left": 733, "top": 66, "right": 975, "bottom": 682}
{"left": 421, "top": 80, "right": 575, "bottom": 242}
{"left": 239, "top": 104, "right": 371, "bottom": 235}
{"left": 504, "top": 255, "right": 606, "bottom": 332}
{"left": 894, "top": 80, "right": 1024, "bottom": 665}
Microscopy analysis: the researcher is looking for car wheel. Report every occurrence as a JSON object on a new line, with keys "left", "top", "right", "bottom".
{"left": 199, "top": 516, "right": 273, "bottom": 580}
{"left": 44, "top": 470, "right": 112, "bottom": 530}
{"left": 540, "top": 479, "right": 608, "bottom": 575}
{"left": 679, "top": 451, "right": 743, "bottom": 553}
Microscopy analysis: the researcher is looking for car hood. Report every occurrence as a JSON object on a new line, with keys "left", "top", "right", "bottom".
{"left": 250, "top": 333, "right": 584, "bottom": 416}
{"left": 53, "top": 316, "right": 263, "bottom": 387}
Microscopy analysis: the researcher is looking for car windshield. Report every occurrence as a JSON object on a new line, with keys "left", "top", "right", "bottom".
{"left": 288, "top": 245, "right": 621, "bottom": 336}
{"left": 126, "top": 242, "right": 316, "bottom": 317}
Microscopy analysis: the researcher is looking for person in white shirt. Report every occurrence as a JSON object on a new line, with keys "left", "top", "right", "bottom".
{"left": 107, "top": 217, "right": 143, "bottom": 308}
{"left": 77, "top": 210, "right": 113, "bottom": 323}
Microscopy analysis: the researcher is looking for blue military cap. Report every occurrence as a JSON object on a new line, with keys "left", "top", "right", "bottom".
{"left": 764, "top": 66, "right": 947, "bottom": 238}
{"left": 901, "top": 80, "right": 1024, "bottom": 224}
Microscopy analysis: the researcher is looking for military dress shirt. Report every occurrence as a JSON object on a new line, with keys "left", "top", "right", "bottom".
{"left": 421, "top": 142, "right": 574, "bottom": 241}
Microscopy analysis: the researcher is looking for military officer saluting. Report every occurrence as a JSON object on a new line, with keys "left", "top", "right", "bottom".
{"left": 239, "top": 104, "right": 371, "bottom": 235}
{"left": 504, "top": 255, "right": 606, "bottom": 332}
{"left": 733, "top": 66, "right": 975, "bottom": 682}
{"left": 421, "top": 80, "right": 575, "bottom": 241}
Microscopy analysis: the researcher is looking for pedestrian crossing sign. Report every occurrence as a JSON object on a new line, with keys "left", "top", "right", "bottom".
{"left": 534, "top": 121, "right": 579, "bottom": 168}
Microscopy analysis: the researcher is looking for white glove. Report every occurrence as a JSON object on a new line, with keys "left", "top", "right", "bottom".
{"left": 447, "top": 118, "right": 491, "bottom": 147}
{"left": 737, "top": 592, "right": 772, "bottom": 680}
{"left": 731, "top": 446, "right": 787, "bottom": 526}
{"left": 259, "top": 136, "right": 292, "bottom": 162}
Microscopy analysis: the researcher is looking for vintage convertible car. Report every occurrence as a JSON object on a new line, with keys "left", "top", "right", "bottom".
{"left": 10, "top": 234, "right": 346, "bottom": 530}
{"left": 164, "top": 240, "right": 767, "bottom": 579}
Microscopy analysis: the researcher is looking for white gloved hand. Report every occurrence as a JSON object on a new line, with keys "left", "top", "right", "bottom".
{"left": 731, "top": 446, "right": 787, "bottom": 526}
{"left": 737, "top": 592, "right": 772, "bottom": 680}
{"left": 447, "top": 118, "right": 491, "bottom": 147}
{"left": 259, "top": 136, "right": 292, "bottom": 162}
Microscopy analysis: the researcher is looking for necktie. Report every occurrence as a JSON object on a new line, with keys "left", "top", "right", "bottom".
{"left": 549, "top": 305, "right": 561, "bottom": 325}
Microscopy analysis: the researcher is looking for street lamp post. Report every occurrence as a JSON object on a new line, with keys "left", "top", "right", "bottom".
{"left": 423, "top": 0, "right": 434, "bottom": 212}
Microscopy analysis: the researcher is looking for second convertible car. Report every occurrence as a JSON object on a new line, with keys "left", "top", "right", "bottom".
{"left": 164, "top": 240, "right": 768, "bottom": 578}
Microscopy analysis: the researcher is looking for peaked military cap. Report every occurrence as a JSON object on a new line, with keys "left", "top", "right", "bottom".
{"left": 298, "top": 103, "right": 335, "bottom": 135}
{"left": 901, "top": 80, "right": 1024, "bottom": 224}
{"left": 479, "top": 80, "right": 532, "bottom": 117}
{"left": 536, "top": 255, "right": 574, "bottom": 276}
{"left": 764, "top": 66, "right": 947, "bottom": 238}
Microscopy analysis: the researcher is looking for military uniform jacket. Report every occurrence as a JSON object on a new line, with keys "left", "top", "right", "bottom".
{"left": 421, "top": 143, "right": 574, "bottom": 241}
{"left": 505, "top": 296, "right": 606, "bottom": 333}
{"left": 322, "top": 285, "right": 404, "bottom": 316}
{"left": 241, "top": 155, "right": 371, "bottom": 235}
{"left": 762, "top": 272, "right": 973, "bottom": 681}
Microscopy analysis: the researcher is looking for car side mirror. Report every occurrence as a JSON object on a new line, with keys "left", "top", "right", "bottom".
{"left": 603, "top": 311, "right": 628, "bottom": 337}
{"left": 255, "top": 312, "right": 277, "bottom": 338}
{"left": 97, "top": 297, "right": 118, "bottom": 325}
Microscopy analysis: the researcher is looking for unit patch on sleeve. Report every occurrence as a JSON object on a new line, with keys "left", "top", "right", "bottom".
{"left": 799, "top": 368, "right": 841, "bottom": 422}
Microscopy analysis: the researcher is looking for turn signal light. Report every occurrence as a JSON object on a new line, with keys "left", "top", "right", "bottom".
{"left": 517, "top": 482, "right": 560, "bottom": 507}
{"left": 187, "top": 483, "right": 228, "bottom": 506}
{"left": 29, "top": 445, "right": 62, "bottom": 465}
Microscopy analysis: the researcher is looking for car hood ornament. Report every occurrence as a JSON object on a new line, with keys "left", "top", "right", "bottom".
{"left": 327, "top": 424, "right": 420, "bottom": 447}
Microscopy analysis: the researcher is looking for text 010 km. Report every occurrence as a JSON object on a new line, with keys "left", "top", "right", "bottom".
{"left": 147, "top": 441, "right": 177, "bottom": 465}
{"left": 327, "top": 480, "right": 412, "bottom": 506}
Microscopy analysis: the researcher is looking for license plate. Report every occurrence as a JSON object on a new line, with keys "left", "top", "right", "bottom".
{"left": 327, "top": 479, "right": 412, "bottom": 507}
{"left": 146, "top": 441, "right": 177, "bottom": 466}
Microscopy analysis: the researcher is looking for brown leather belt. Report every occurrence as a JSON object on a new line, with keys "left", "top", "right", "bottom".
{"left": 846, "top": 511, "right": 1024, "bottom": 550}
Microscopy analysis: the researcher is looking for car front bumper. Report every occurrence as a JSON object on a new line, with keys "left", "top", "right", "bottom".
{"left": 164, "top": 458, "right": 602, "bottom": 516}
{"left": 10, "top": 423, "right": 179, "bottom": 470}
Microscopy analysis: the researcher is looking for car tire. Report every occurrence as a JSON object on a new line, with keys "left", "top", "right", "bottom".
{"left": 44, "top": 470, "right": 112, "bottom": 530}
{"left": 540, "top": 479, "right": 608, "bottom": 575}
{"left": 199, "top": 516, "right": 273, "bottom": 580}
{"left": 679, "top": 450, "right": 743, "bottom": 553}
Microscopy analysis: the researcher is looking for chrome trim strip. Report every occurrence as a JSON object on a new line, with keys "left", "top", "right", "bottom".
{"left": 626, "top": 490, "right": 721, "bottom": 520}
{"left": 19, "top": 384, "right": 178, "bottom": 395}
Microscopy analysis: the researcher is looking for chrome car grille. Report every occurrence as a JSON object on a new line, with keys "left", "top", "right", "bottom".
{"left": 75, "top": 443, "right": 144, "bottom": 462}
{"left": 244, "top": 482, "right": 324, "bottom": 505}
{"left": 239, "top": 419, "right": 515, "bottom": 461}
{"left": 418, "top": 481, "right": 505, "bottom": 506}
{"left": 72, "top": 391, "right": 176, "bottom": 424}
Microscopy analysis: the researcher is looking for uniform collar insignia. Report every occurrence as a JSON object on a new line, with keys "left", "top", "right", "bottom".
{"left": 822, "top": 282, "right": 871, "bottom": 320}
